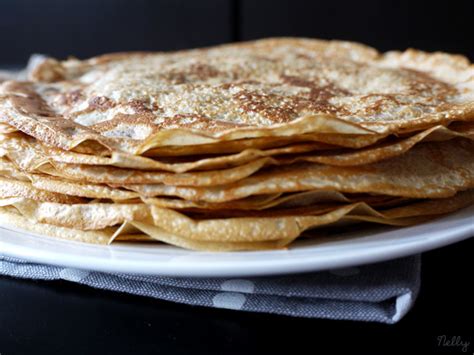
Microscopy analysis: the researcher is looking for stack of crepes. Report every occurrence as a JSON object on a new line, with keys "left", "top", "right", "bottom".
{"left": 0, "top": 38, "right": 473, "bottom": 251}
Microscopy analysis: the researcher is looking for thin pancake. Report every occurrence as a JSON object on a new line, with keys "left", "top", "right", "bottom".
{"left": 2, "top": 140, "right": 473, "bottom": 202}
{"left": 1, "top": 123, "right": 472, "bottom": 186}
{"left": 0, "top": 207, "right": 115, "bottom": 244}
{"left": 8, "top": 198, "right": 150, "bottom": 230}
{"left": 147, "top": 190, "right": 474, "bottom": 242}
{"left": 2, "top": 38, "right": 474, "bottom": 153}
{"left": 0, "top": 176, "right": 86, "bottom": 203}
{"left": 126, "top": 139, "right": 474, "bottom": 201}
{"left": 1, "top": 191, "right": 471, "bottom": 249}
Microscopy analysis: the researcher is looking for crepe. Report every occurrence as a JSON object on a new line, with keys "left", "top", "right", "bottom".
{"left": 0, "top": 190, "right": 408, "bottom": 231}
{"left": 0, "top": 38, "right": 473, "bottom": 251}
{"left": 0, "top": 138, "right": 471, "bottom": 202}
{"left": 146, "top": 189, "right": 474, "bottom": 242}
{"left": 0, "top": 206, "right": 115, "bottom": 244}
{"left": 0, "top": 123, "right": 472, "bottom": 189}
{"left": 1, "top": 38, "right": 473, "bottom": 154}
{"left": 0, "top": 176, "right": 85, "bottom": 203}
{"left": 1, "top": 189, "right": 472, "bottom": 249}
{"left": 124, "top": 140, "right": 474, "bottom": 201}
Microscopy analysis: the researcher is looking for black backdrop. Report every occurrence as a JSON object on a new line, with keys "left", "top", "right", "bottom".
{"left": 1, "top": 0, "right": 474, "bottom": 66}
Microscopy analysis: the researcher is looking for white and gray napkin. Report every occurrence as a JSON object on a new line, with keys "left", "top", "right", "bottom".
{"left": 0, "top": 254, "right": 420, "bottom": 323}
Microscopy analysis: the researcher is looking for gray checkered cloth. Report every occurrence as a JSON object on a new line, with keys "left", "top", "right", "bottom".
{"left": 0, "top": 254, "right": 420, "bottom": 323}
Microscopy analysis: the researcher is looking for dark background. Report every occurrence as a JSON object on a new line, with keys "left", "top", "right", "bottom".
{"left": 0, "top": 239, "right": 472, "bottom": 354}
{"left": 0, "top": 1, "right": 473, "bottom": 354}
{"left": 0, "top": 0, "right": 473, "bottom": 66}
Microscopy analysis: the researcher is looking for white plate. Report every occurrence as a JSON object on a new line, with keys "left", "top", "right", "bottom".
{"left": 1, "top": 205, "right": 473, "bottom": 277}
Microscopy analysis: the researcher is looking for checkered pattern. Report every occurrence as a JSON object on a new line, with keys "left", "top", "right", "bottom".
{"left": 0, "top": 254, "right": 420, "bottom": 323}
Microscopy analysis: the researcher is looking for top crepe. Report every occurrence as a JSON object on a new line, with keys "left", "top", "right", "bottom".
{"left": 1, "top": 38, "right": 474, "bottom": 154}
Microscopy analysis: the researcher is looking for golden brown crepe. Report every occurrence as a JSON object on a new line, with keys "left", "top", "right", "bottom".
{"left": 1, "top": 38, "right": 474, "bottom": 154}
{"left": 0, "top": 38, "right": 473, "bottom": 251}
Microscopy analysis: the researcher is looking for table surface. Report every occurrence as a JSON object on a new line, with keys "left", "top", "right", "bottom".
{"left": 0, "top": 237, "right": 472, "bottom": 355}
